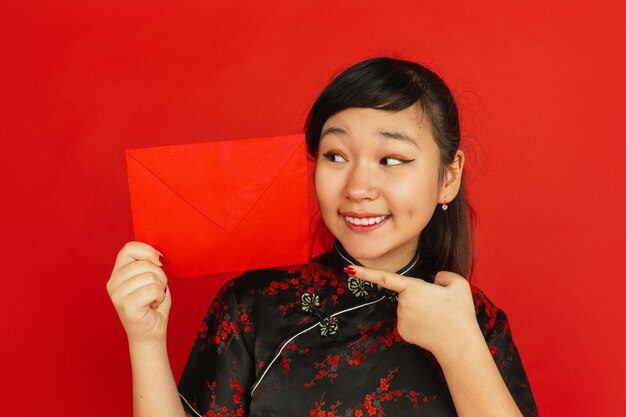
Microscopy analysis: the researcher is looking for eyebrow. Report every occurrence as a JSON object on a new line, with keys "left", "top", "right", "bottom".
{"left": 320, "top": 126, "right": 347, "bottom": 138}
{"left": 377, "top": 130, "right": 419, "bottom": 148}
{"left": 320, "top": 126, "right": 420, "bottom": 149}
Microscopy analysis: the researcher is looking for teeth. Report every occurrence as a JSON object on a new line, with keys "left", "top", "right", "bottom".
{"left": 344, "top": 215, "right": 387, "bottom": 225}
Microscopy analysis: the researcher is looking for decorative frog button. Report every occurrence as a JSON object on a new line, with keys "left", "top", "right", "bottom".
{"left": 385, "top": 290, "right": 399, "bottom": 302}
{"left": 300, "top": 292, "right": 321, "bottom": 312}
{"left": 301, "top": 292, "right": 340, "bottom": 337}
{"left": 319, "top": 316, "right": 339, "bottom": 337}
{"left": 347, "top": 275, "right": 376, "bottom": 298}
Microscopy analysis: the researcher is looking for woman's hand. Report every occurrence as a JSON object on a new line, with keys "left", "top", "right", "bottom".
{"left": 346, "top": 266, "right": 481, "bottom": 358}
{"left": 107, "top": 241, "right": 171, "bottom": 346}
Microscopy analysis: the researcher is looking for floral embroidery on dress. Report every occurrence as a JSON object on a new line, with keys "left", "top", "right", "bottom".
{"left": 309, "top": 393, "right": 342, "bottom": 417}
{"left": 347, "top": 275, "right": 375, "bottom": 298}
{"left": 195, "top": 282, "right": 254, "bottom": 354}
{"left": 279, "top": 342, "right": 312, "bottom": 376}
{"left": 190, "top": 359, "right": 247, "bottom": 417}
{"left": 255, "top": 261, "right": 345, "bottom": 318}
{"left": 307, "top": 368, "right": 439, "bottom": 417}
{"left": 298, "top": 319, "right": 407, "bottom": 390}
{"left": 345, "top": 320, "right": 407, "bottom": 367}
{"left": 472, "top": 285, "right": 499, "bottom": 331}
{"left": 304, "top": 353, "right": 342, "bottom": 388}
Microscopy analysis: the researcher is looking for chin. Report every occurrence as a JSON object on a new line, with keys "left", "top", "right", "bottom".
{"left": 338, "top": 238, "right": 390, "bottom": 262}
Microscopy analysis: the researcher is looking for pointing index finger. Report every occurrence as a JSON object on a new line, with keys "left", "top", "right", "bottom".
{"left": 344, "top": 265, "right": 410, "bottom": 293}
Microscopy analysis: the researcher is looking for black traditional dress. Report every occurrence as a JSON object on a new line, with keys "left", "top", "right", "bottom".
{"left": 178, "top": 244, "right": 538, "bottom": 417}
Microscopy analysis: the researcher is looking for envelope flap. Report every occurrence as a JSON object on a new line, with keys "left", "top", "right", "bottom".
{"left": 126, "top": 134, "right": 304, "bottom": 232}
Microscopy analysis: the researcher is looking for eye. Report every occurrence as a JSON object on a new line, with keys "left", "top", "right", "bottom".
{"left": 380, "top": 157, "right": 414, "bottom": 166}
{"left": 322, "top": 152, "right": 347, "bottom": 163}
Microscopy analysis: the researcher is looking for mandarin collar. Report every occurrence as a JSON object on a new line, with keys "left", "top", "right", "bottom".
{"left": 331, "top": 241, "right": 435, "bottom": 284}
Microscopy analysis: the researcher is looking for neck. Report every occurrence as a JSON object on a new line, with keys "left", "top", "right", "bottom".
{"left": 335, "top": 242, "right": 419, "bottom": 273}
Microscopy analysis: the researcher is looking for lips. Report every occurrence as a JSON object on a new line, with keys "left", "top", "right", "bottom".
{"left": 343, "top": 215, "right": 387, "bottom": 225}
{"left": 339, "top": 212, "right": 390, "bottom": 231}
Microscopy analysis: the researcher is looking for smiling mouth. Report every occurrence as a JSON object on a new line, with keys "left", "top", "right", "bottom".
{"left": 342, "top": 215, "right": 388, "bottom": 226}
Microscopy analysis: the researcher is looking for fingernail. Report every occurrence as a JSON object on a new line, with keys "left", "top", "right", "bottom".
{"left": 343, "top": 266, "right": 356, "bottom": 275}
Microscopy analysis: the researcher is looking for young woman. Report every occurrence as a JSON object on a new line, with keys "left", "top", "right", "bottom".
{"left": 107, "top": 57, "right": 538, "bottom": 417}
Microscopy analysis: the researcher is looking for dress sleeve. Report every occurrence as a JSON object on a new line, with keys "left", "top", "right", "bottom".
{"left": 178, "top": 279, "right": 255, "bottom": 417}
{"left": 472, "top": 287, "right": 539, "bottom": 417}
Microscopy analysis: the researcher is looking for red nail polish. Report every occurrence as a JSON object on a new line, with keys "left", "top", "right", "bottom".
{"left": 343, "top": 266, "right": 356, "bottom": 275}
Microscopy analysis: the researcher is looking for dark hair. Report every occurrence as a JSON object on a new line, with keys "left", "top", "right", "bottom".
{"left": 304, "top": 57, "right": 475, "bottom": 279}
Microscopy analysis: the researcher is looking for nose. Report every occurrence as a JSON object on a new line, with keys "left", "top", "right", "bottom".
{"left": 344, "top": 162, "right": 379, "bottom": 201}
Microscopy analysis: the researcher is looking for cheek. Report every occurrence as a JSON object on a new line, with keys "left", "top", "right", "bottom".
{"left": 314, "top": 166, "right": 337, "bottom": 214}
{"left": 386, "top": 173, "right": 439, "bottom": 216}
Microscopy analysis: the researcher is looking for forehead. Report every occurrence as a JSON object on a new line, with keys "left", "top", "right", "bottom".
{"left": 324, "top": 105, "right": 422, "bottom": 126}
{"left": 320, "top": 105, "right": 435, "bottom": 148}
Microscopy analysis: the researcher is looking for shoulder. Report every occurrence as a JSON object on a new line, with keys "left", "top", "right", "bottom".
{"left": 469, "top": 283, "right": 510, "bottom": 336}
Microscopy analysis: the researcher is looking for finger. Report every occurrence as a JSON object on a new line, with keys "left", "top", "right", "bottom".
{"left": 159, "top": 285, "right": 172, "bottom": 312}
{"left": 107, "top": 261, "right": 167, "bottom": 298}
{"left": 125, "top": 283, "right": 167, "bottom": 316}
{"left": 434, "top": 271, "right": 464, "bottom": 287}
{"left": 114, "top": 241, "right": 164, "bottom": 271}
{"left": 345, "top": 265, "right": 411, "bottom": 293}
{"left": 116, "top": 272, "right": 166, "bottom": 299}
{"left": 113, "top": 260, "right": 168, "bottom": 290}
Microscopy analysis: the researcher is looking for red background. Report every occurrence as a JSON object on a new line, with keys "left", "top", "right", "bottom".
{"left": 2, "top": 1, "right": 625, "bottom": 416}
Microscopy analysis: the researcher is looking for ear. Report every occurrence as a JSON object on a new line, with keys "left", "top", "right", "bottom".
{"left": 439, "top": 150, "right": 465, "bottom": 204}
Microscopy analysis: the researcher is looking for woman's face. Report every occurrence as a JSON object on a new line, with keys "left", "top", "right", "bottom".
{"left": 315, "top": 105, "right": 452, "bottom": 271}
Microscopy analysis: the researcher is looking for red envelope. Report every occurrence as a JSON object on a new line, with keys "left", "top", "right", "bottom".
{"left": 126, "top": 134, "right": 309, "bottom": 277}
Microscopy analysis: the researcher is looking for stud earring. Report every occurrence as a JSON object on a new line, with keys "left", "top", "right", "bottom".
{"left": 442, "top": 197, "right": 448, "bottom": 211}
